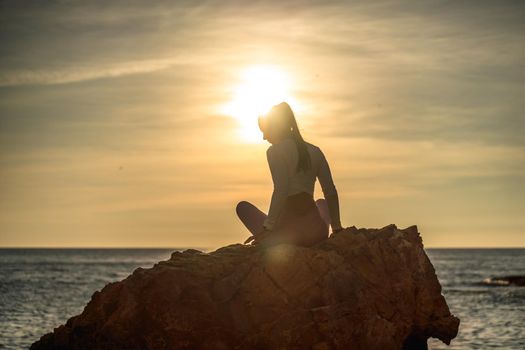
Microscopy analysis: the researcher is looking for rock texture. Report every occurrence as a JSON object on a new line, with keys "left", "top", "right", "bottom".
{"left": 31, "top": 225, "right": 459, "bottom": 350}
{"left": 482, "top": 275, "right": 525, "bottom": 286}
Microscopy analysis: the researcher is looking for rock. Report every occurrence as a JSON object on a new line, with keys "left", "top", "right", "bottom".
{"left": 31, "top": 225, "right": 459, "bottom": 350}
{"left": 482, "top": 275, "right": 525, "bottom": 286}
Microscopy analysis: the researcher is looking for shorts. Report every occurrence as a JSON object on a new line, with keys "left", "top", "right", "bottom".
{"left": 273, "top": 191, "right": 329, "bottom": 247}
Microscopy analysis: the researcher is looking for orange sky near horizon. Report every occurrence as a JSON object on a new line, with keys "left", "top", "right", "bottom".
{"left": 1, "top": 1, "right": 524, "bottom": 249}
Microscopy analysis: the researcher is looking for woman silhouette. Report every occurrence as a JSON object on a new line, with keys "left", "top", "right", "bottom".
{"left": 236, "top": 102, "right": 344, "bottom": 247}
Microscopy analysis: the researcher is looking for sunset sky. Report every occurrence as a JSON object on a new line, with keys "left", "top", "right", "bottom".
{"left": 1, "top": 0, "right": 524, "bottom": 248}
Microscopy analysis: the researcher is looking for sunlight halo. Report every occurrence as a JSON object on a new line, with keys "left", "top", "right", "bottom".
{"left": 222, "top": 65, "right": 298, "bottom": 142}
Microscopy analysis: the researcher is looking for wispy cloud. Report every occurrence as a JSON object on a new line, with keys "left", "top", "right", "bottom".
{"left": 0, "top": 59, "right": 177, "bottom": 86}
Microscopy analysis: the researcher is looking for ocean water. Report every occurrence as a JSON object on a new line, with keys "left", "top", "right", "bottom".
{"left": 0, "top": 248, "right": 524, "bottom": 349}
{"left": 426, "top": 248, "right": 525, "bottom": 350}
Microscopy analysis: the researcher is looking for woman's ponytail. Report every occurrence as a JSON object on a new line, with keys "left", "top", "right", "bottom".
{"left": 289, "top": 113, "right": 311, "bottom": 173}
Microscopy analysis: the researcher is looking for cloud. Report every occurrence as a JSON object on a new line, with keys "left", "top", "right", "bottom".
{"left": 0, "top": 59, "right": 178, "bottom": 86}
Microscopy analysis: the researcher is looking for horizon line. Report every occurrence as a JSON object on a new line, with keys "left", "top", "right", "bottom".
{"left": 1, "top": 246, "right": 524, "bottom": 250}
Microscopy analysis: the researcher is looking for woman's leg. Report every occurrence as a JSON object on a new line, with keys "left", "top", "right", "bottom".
{"left": 236, "top": 201, "right": 267, "bottom": 236}
{"left": 315, "top": 198, "right": 331, "bottom": 226}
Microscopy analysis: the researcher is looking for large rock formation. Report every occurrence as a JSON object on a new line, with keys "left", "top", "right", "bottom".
{"left": 31, "top": 225, "right": 459, "bottom": 350}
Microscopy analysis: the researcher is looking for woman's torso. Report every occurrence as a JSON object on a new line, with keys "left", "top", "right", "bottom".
{"left": 267, "top": 138, "right": 329, "bottom": 246}
{"left": 268, "top": 137, "right": 324, "bottom": 197}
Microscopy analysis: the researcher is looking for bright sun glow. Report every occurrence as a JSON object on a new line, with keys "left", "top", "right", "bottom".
{"left": 222, "top": 65, "right": 297, "bottom": 142}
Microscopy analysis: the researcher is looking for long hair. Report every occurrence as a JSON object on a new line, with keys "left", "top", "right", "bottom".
{"left": 263, "top": 102, "right": 311, "bottom": 173}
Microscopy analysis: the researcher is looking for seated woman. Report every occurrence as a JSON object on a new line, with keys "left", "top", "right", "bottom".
{"left": 236, "top": 102, "right": 345, "bottom": 247}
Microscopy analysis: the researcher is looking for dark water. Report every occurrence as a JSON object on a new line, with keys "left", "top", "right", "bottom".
{"left": 0, "top": 248, "right": 524, "bottom": 349}
{"left": 426, "top": 249, "right": 525, "bottom": 350}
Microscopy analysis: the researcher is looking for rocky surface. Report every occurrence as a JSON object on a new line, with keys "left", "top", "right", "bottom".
{"left": 482, "top": 275, "right": 525, "bottom": 286}
{"left": 31, "top": 225, "right": 459, "bottom": 350}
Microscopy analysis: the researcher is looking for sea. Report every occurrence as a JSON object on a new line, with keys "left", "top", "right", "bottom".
{"left": 0, "top": 248, "right": 523, "bottom": 349}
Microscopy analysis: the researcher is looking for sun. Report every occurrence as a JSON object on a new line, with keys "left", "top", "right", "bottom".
{"left": 222, "top": 65, "right": 297, "bottom": 142}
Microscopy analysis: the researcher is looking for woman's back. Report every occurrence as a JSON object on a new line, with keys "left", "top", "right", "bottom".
{"left": 266, "top": 137, "right": 338, "bottom": 199}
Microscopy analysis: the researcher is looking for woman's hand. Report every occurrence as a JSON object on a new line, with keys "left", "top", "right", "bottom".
{"left": 243, "top": 235, "right": 255, "bottom": 244}
{"left": 332, "top": 227, "right": 345, "bottom": 234}
{"left": 243, "top": 227, "right": 273, "bottom": 245}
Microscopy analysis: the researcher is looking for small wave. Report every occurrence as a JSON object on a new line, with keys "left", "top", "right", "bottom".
{"left": 482, "top": 275, "right": 525, "bottom": 287}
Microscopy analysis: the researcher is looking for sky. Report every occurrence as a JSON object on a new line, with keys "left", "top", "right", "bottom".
{"left": 1, "top": 0, "right": 524, "bottom": 248}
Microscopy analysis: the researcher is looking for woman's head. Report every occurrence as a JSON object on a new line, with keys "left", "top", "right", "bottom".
{"left": 258, "top": 102, "right": 291, "bottom": 144}
{"left": 258, "top": 102, "right": 311, "bottom": 173}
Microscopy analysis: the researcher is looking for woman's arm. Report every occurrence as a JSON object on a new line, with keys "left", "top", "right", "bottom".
{"left": 262, "top": 147, "right": 289, "bottom": 231}
{"left": 317, "top": 149, "right": 343, "bottom": 231}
